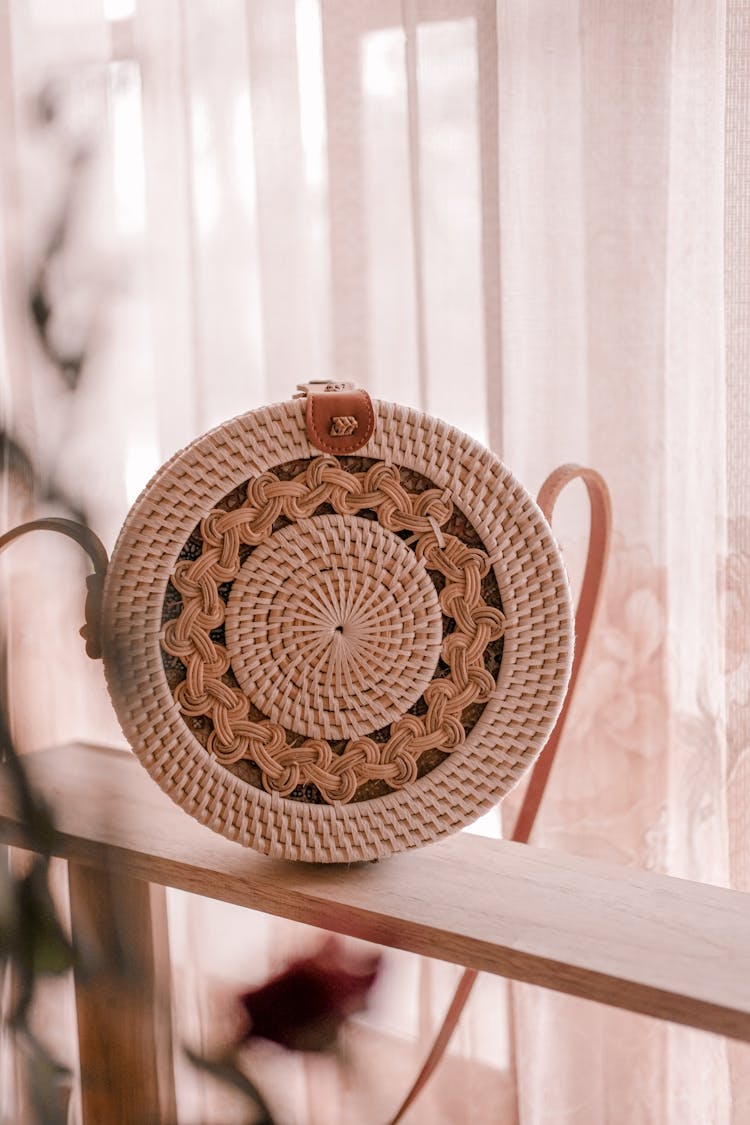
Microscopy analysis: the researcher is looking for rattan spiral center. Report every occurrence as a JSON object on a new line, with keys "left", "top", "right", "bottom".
{"left": 225, "top": 515, "right": 443, "bottom": 740}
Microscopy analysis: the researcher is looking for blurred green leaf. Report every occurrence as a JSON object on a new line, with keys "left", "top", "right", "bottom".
{"left": 18, "top": 862, "right": 75, "bottom": 977}
{"left": 0, "top": 853, "right": 20, "bottom": 954}
{"left": 0, "top": 610, "right": 76, "bottom": 1125}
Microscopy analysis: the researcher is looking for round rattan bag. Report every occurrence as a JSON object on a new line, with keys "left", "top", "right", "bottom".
{"left": 99, "top": 385, "right": 573, "bottom": 862}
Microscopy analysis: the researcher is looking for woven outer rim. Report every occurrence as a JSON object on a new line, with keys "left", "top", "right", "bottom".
{"left": 102, "top": 399, "right": 574, "bottom": 863}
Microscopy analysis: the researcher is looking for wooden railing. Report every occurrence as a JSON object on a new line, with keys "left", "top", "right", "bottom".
{"left": 1, "top": 742, "right": 748, "bottom": 1123}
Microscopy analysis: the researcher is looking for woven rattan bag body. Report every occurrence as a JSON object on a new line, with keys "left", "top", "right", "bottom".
{"left": 93, "top": 384, "right": 573, "bottom": 862}
{"left": 12, "top": 383, "right": 572, "bottom": 863}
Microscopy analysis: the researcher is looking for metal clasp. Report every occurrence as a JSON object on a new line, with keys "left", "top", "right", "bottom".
{"left": 294, "top": 380, "right": 357, "bottom": 399}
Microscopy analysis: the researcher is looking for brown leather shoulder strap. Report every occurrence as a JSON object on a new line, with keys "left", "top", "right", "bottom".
{"left": 0, "top": 518, "right": 109, "bottom": 659}
{"left": 387, "top": 463, "right": 612, "bottom": 1125}
{"left": 511, "top": 464, "right": 611, "bottom": 843}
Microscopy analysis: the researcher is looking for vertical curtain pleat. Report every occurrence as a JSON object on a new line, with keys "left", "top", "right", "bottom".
{"left": 476, "top": 0, "right": 502, "bottom": 454}
{"left": 496, "top": 0, "right": 589, "bottom": 489}
{"left": 724, "top": 1, "right": 750, "bottom": 1121}
{"left": 321, "top": 0, "right": 370, "bottom": 385}
{"left": 402, "top": 0, "right": 430, "bottom": 412}
{"left": 663, "top": 6, "right": 730, "bottom": 1118}
{"left": 135, "top": 0, "right": 204, "bottom": 452}
{"left": 245, "top": 0, "right": 316, "bottom": 402}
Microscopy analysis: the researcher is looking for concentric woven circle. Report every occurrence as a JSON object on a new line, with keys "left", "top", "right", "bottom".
{"left": 225, "top": 515, "right": 442, "bottom": 741}
{"left": 102, "top": 398, "right": 573, "bottom": 863}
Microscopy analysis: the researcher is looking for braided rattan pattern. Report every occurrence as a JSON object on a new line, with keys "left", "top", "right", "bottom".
{"left": 160, "top": 463, "right": 504, "bottom": 802}
{"left": 102, "top": 399, "right": 573, "bottom": 862}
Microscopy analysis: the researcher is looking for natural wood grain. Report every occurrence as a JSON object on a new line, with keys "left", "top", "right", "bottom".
{"left": 1, "top": 743, "right": 749, "bottom": 1044}
{"left": 68, "top": 864, "right": 175, "bottom": 1125}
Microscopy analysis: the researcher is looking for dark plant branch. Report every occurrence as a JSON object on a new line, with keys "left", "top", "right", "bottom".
{"left": 27, "top": 78, "right": 98, "bottom": 393}
{"left": 184, "top": 1046, "right": 277, "bottom": 1125}
{"left": 0, "top": 431, "right": 89, "bottom": 528}
{"left": 0, "top": 673, "right": 75, "bottom": 1123}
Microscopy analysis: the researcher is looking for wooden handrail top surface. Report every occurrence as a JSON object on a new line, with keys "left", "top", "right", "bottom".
{"left": 1, "top": 742, "right": 748, "bottom": 1043}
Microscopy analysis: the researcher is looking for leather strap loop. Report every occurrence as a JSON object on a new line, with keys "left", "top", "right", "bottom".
{"left": 0, "top": 518, "right": 109, "bottom": 660}
{"left": 387, "top": 463, "right": 611, "bottom": 1125}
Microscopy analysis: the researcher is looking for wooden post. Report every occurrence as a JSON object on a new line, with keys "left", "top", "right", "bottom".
{"left": 68, "top": 863, "right": 176, "bottom": 1125}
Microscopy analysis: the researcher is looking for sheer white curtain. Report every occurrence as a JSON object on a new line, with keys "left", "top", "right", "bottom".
{"left": 0, "top": 1, "right": 748, "bottom": 1122}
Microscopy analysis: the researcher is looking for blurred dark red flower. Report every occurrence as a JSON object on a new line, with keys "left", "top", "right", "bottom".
{"left": 237, "top": 937, "right": 381, "bottom": 1053}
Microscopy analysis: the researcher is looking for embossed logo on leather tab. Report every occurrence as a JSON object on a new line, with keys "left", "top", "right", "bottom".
{"left": 330, "top": 415, "right": 358, "bottom": 436}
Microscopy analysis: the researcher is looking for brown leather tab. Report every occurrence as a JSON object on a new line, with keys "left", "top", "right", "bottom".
{"left": 305, "top": 386, "right": 374, "bottom": 454}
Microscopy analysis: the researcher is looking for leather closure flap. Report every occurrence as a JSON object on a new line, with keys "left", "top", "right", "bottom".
{"left": 303, "top": 383, "right": 375, "bottom": 454}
